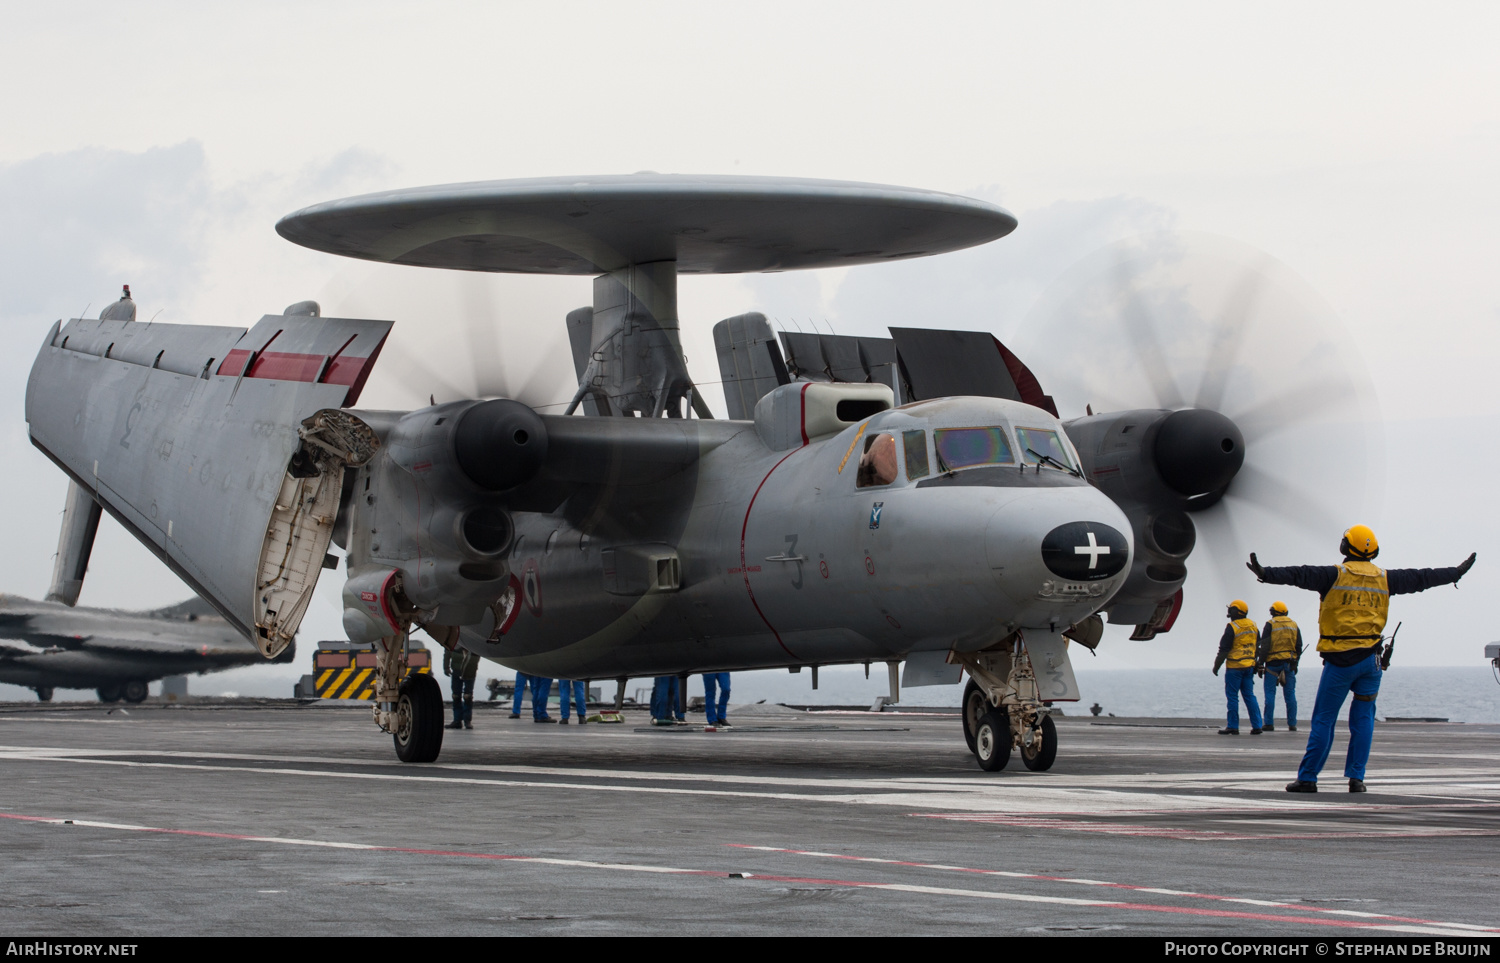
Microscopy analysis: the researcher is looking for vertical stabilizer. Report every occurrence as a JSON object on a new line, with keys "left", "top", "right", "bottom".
{"left": 712, "top": 313, "right": 790, "bottom": 420}
{"left": 46, "top": 481, "right": 103, "bottom": 606}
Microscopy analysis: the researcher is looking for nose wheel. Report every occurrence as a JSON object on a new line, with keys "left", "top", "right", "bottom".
{"left": 973, "top": 709, "right": 1012, "bottom": 771}
{"left": 1019, "top": 714, "right": 1058, "bottom": 771}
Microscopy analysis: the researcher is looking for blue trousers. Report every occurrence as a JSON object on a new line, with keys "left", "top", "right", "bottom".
{"left": 511, "top": 673, "right": 530, "bottom": 715}
{"left": 530, "top": 677, "right": 554, "bottom": 720}
{"left": 450, "top": 676, "right": 474, "bottom": 724}
{"left": 1297, "top": 651, "right": 1382, "bottom": 783}
{"left": 558, "top": 679, "right": 587, "bottom": 719}
{"left": 702, "top": 672, "right": 731, "bottom": 724}
{"left": 1262, "top": 660, "right": 1298, "bottom": 728}
{"left": 650, "top": 676, "right": 678, "bottom": 721}
{"left": 1224, "top": 667, "right": 1263, "bottom": 730}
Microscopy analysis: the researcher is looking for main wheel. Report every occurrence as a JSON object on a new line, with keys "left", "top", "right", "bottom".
{"left": 962, "top": 679, "right": 987, "bottom": 752}
{"left": 1020, "top": 714, "right": 1058, "bottom": 772}
{"left": 35, "top": 686, "right": 54, "bottom": 703}
{"left": 122, "top": 680, "right": 149, "bottom": 703}
{"left": 973, "top": 709, "right": 1012, "bottom": 772}
{"left": 97, "top": 685, "right": 123, "bottom": 703}
{"left": 394, "top": 673, "right": 444, "bottom": 763}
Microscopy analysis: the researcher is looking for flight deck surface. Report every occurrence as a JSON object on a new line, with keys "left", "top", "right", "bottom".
{"left": 0, "top": 702, "right": 1496, "bottom": 937}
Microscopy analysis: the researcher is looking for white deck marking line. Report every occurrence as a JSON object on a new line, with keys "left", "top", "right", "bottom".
{"left": 3, "top": 745, "right": 1498, "bottom": 818}
{"left": 0, "top": 811, "right": 1487, "bottom": 934}
{"left": 911, "top": 812, "right": 1500, "bottom": 841}
{"left": 731, "top": 844, "right": 1500, "bottom": 933}
{"left": 4, "top": 744, "right": 1494, "bottom": 794}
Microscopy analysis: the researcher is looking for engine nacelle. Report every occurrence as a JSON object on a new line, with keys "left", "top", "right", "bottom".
{"left": 339, "top": 400, "right": 547, "bottom": 630}
{"left": 1063, "top": 408, "right": 1244, "bottom": 632}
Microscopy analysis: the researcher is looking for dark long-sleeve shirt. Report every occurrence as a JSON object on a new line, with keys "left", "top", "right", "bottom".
{"left": 1256, "top": 562, "right": 1466, "bottom": 666}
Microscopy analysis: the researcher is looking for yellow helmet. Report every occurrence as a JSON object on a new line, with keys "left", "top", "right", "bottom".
{"left": 1270, "top": 600, "right": 1289, "bottom": 616}
{"left": 1341, "top": 524, "right": 1379, "bottom": 560}
{"left": 1228, "top": 599, "right": 1248, "bottom": 617}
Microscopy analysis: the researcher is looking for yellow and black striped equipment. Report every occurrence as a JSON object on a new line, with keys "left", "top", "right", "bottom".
{"left": 312, "top": 646, "right": 432, "bottom": 700}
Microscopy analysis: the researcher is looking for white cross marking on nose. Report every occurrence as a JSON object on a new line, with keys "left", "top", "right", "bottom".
{"left": 1074, "top": 531, "right": 1111, "bottom": 569}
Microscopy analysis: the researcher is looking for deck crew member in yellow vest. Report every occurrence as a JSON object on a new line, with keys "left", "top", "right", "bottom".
{"left": 1256, "top": 602, "right": 1303, "bottom": 732}
{"left": 1211, "top": 600, "right": 1264, "bottom": 735}
{"left": 1248, "top": 526, "right": 1475, "bottom": 793}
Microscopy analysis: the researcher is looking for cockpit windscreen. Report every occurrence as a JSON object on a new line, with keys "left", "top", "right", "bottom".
{"left": 1016, "top": 427, "right": 1076, "bottom": 470}
{"left": 934, "top": 427, "right": 1013, "bottom": 472}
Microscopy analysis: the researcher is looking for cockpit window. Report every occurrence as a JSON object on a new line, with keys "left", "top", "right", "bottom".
{"left": 903, "top": 430, "right": 929, "bottom": 480}
{"left": 1016, "top": 427, "right": 1076, "bottom": 470}
{"left": 857, "top": 432, "right": 899, "bottom": 488}
{"left": 934, "top": 427, "right": 1013, "bottom": 472}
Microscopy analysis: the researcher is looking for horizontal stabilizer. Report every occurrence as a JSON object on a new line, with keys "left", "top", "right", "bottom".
{"left": 777, "top": 332, "right": 899, "bottom": 394}
{"left": 889, "top": 327, "right": 1057, "bottom": 415}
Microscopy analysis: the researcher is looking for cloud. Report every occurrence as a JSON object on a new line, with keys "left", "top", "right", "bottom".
{"left": 0, "top": 142, "right": 396, "bottom": 611}
{"left": 0, "top": 142, "right": 213, "bottom": 325}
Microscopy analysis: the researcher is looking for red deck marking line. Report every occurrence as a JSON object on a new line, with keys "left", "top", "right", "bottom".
{"left": 1, "top": 812, "right": 1488, "bottom": 933}
{"left": 729, "top": 844, "right": 1500, "bottom": 933}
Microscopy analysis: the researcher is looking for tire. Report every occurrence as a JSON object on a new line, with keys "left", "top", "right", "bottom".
{"left": 973, "top": 709, "right": 1012, "bottom": 772}
{"left": 122, "top": 680, "right": 149, "bottom": 703}
{"left": 35, "top": 686, "right": 54, "bottom": 703}
{"left": 394, "top": 673, "right": 444, "bottom": 763}
{"left": 1020, "top": 714, "right": 1058, "bottom": 772}
{"left": 97, "top": 685, "right": 123, "bottom": 703}
{"left": 962, "top": 679, "right": 987, "bottom": 753}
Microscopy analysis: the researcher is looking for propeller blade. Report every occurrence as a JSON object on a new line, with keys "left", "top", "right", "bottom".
{"left": 457, "top": 273, "right": 507, "bottom": 398}
{"left": 1228, "top": 462, "right": 1352, "bottom": 537}
{"left": 1112, "top": 249, "right": 1187, "bottom": 410}
{"left": 1191, "top": 504, "right": 1247, "bottom": 606}
{"left": 1230, "top": 379, "right": 1369, "bottom": 444}
{"left": 1192, "top": 261, "right": 1271, "bottom": 413}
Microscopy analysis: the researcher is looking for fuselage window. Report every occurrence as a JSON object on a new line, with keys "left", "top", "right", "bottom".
{"left": 903, "top": 429, "right": 929, "bottom": 480}
{"left": 857, "top": 432, "right": 899, "bottom": 488}
{"left": 933, "top": 426, "right": 1013, "bottom": 472}
{"left": 1016, "top": 427, "right": 1076, "bottom": 470}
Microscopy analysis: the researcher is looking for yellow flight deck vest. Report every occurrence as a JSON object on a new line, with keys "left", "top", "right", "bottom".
{"left": 1267, "top": 616, "right": 1300, "bottom": 662}
{"left": 1226, "top": 618, "right": 1258, "bottom": 668}
{"left": 1318, "top": 561, "right": 1390, "bottom": 653}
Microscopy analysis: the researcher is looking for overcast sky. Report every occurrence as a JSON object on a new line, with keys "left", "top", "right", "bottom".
{"left": 2, "top": 1, "right": 1496, "bottom": 694}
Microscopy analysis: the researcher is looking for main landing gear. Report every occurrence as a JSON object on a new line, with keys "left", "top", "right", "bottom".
{"left": 372, "top": 630, "right": 444, "bottom": 763}
{"left": 957, "top": 642, "right": 1060, "bottom": 773}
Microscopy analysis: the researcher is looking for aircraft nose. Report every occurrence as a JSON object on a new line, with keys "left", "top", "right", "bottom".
{"left": 1041, "top": 521, "right": 1130, "bottom": 581}
{"left": 984, "top": 489, "right": 1133, "bottom": 625}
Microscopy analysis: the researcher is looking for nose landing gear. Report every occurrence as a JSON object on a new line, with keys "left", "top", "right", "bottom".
{"left": 956, "top": 636, "right": 1067, "bottom": 773}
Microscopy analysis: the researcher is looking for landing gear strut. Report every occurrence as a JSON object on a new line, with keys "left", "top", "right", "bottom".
{"left": 373, "top": 630, "right": 443, "bottom": 763}
{"left": 955, "top": 635, "right": 1060, "bottom": 773}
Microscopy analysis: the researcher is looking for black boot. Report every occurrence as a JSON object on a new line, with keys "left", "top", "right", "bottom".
{"left": 1285, "top": 780, "right": 1318, "bottom": 793}
{"left": 1217, "top": 728, "right": 1240, "bottom": 735}
{"left": 1349, "top": 778, "right": 1367, "bottom": 793}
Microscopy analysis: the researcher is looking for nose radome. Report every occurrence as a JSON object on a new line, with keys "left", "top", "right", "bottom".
{"left": 1041, "top": 521, "right": 1130, "bottom": 581}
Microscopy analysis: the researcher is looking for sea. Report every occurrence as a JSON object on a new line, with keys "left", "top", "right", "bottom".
{"left": 5, "top": 664, "right": 1498, "bottom": 724}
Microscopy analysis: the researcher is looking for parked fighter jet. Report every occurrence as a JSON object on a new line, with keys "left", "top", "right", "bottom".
{"left": 0, "top": 593, "right": 292, "bottom": 703}
{"left": 23, "top": 174, "right": 1358, "bottom": 769}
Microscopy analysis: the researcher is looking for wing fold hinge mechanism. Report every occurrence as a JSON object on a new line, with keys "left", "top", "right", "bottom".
{"left": 252, "top": 410, "right": 380, "bottom": 658}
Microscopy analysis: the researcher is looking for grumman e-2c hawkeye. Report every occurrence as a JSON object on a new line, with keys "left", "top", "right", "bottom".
{"left": 25, "top": 175, "right": 1252, "bottom": 769}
